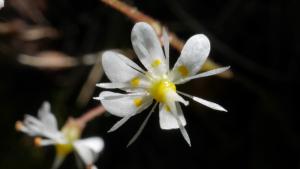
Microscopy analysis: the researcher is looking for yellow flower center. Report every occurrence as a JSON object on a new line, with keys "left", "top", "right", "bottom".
{"left": 56, "top": 143, "right": 73, "bottom": 156}
{"left": 55, "top": 122, "right": 81, "bottom": 156}
{"left": 148, "top": 78, "right": 176, "bottom": 103}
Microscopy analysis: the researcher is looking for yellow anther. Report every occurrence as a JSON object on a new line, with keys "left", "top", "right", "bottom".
{"left": 151, "top": 59, "right": 161, "bottom": 68}
{"left": 34, "top": 137, "right": 42, "bottom": 147}
{"left": 15, "top": 121, "right": 23, "bottom": 131}
{"left": 133, "top": 98, "right": 143, "bottom": 107}
{"left": 130, "top": 77, "right": 140, "bottom": 87}
{"left": 178, "top": 65, "right": 189, "bottom": 77}
{"left": 148, "top": 79, "right": 176, "bottom": 103}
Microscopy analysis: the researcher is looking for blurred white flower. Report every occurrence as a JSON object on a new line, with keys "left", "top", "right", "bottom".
{"left": 0, "top": 0, "right": 4, "bottom": 9}
{"left": 16, "top": 101, "right": 104, "bottom": 169}
{"left": 95, "top": 22, "right": 229, "bottom": 146}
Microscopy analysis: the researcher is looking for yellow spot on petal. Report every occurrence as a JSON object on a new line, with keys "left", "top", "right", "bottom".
{"left": 34, "top": 137, "right": 42, "bottom": 147}
{"left": 165, "top": 105, "right": 171, "bottom": 112}
{"left": 178, "top": 65, "right": 189, "bottom": 77}
{"left": 133, "top": 98, "right": 143, "bottom": 107}
{"left": 151, "top": 59, "right": 161, "bottom": 68}
{"left": 130, "top": 77, "right": 140, "bottom": 87}
{"left": 15, "top": 121, "right": 23, "bottom": 131}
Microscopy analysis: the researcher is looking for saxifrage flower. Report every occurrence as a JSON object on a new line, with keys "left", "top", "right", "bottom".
{"left": 95, "top": 22, "right": 230, "bottom": 146}
{"left": 16, "top": 101, "right": 104, "bottom": 169}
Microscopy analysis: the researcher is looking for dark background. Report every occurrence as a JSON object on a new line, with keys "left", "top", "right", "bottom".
{"left": 0, "top": 0, "right": 299, "bottom": 169}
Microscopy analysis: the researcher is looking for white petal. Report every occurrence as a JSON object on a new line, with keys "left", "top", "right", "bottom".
{"left": 175, "top": 66, "right": 231, "bottom": 84}
{"left": 100, "top": 91, "right": 153, "bottom": 117}
{"left": 90, "top": 165, "right": 98, "bottom": 169}
{"left": 22, "top": 114, "right": 63, "bottom": 141}
{"left": 178, "top": 91, "right": 227, "bottom": 112}
{"left": 23, "top": 115, "right": 44, "bottom": 135}
{"left": 165, "top": 101, "right": 191, "bottom": 146}
{"left": 127, "top": 102, "right": 158, "bottom": 147}
{"left": 159, "top": 103, "right": 186, "bottom": 130}
{"left": 102, "top": 51, "right": 144, "bottom": 82}
{"left": 170, "top": 34, "right": 210, "bottom": 81}
{"left": 73, "top": 137, "right": 104, "bottom": 166}
{"left": 0, "top": 0, "right": 4, "bottom": 9}
{"left": 131, "top": 22, "right": 167, "bottom": 75}
{"left": 51, "top": 155, "right": 66, "bottom": 169}
{"left": 37, "top": 101, "right": 58, "bottom": 132}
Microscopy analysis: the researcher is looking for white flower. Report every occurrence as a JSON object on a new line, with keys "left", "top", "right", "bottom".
{"left": 0, "top": 0, "right": 4, "bottom": 9}
{"left": 95, "top": 22, "right": 230, "bottom": 147}
{"left": 16, "top": 101, "right": 104, "bottom": 169}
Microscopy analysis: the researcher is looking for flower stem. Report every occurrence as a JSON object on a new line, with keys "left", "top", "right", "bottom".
{"left": 74, "top": 105, "right": 106, "bottom": 128}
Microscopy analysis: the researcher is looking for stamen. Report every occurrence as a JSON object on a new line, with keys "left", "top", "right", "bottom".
{"left": 34, "top": 137, "right": 42, "bottom": 146}
{"left": 127, "top": 102, "right": 158, "bottom": 147}
{"left": 15, "top": 121, "right": 24, "bottom": 131}
{"left": 178, "top": 91, "right": 227, "bottom": 112}
{"left": 96, "top": 82, "right": 129, "bottom": 89}
{"left": 34, "top": 137, "right": 56, "bottom": 146}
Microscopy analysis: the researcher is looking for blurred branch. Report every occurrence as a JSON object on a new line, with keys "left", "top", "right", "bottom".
{"left": 101, "top": 0, "right": 233, "bottom": 78}
{"left": 73, "top": 105, "right": 106, "bottom": 130}
{"left": 9, "top": 0, "right": 48, "bottom": 24}
{"left": 76, "top": 52, "right": 103, "bottom": 107}
{"left": 17, "top": 50, "right": 105, "bottom": 69}
{"left": 0, "top": 20, "right": 59, "bottom": 41}
{"left": 18, "top": 51, "right": 78, "bottom": 70}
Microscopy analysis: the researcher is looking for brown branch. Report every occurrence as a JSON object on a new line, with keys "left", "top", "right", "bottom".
{"left": 74, "top": 105, "right": 106, "bottom": 129}
{"left": 101, "top": 0, "right": 233, "bottom": 78}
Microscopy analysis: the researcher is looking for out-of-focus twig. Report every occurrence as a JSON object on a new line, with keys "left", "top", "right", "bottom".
{"left": 18, "top": 51, "right": 79, "bottom": 70}
{"left": 9, "top": 0, "right": 48, "bottom": 24}
{"left": 0, "top": 20, "right": 59, "bottom": 41}
{"left": 76, "top": 52, "right": 103, "bottom": 107}
{"left": 101, "top": 0, "right": 233, "bottom": 78}
{"left": 19, "top": 26, "right": 60, "bottom": 41}
{"left": 73, "top": 105, "right": 106, "bottom": 130}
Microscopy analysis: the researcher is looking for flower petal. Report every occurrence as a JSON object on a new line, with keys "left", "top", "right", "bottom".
{"left": 102, "top": 51, "right": 144, "bottom": 83}
{"left": 167, "top": 101, "right": 191, "bottom": 146}
{"left": 51, "top": 155, "right": 66, "bottom": 169}
{"left": 37, "top": 101, "right": 58, "bottom": 132}
{"left": 159, "top": 103, "right": 186, "bottom": 130}
{"left": 100, "top": 91, "right": 153, "bottom": 117}
{"left": 73, "top": 137, "right": 104, "bottom": 166}
{"left": 170, "top": 34, "right": 210, "bottom": 81}
{"left": 131, "top": 22, "right": 167, "bottom": 75}
{"left": 175, "top": 66, "right": 230, "bottom": 84}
